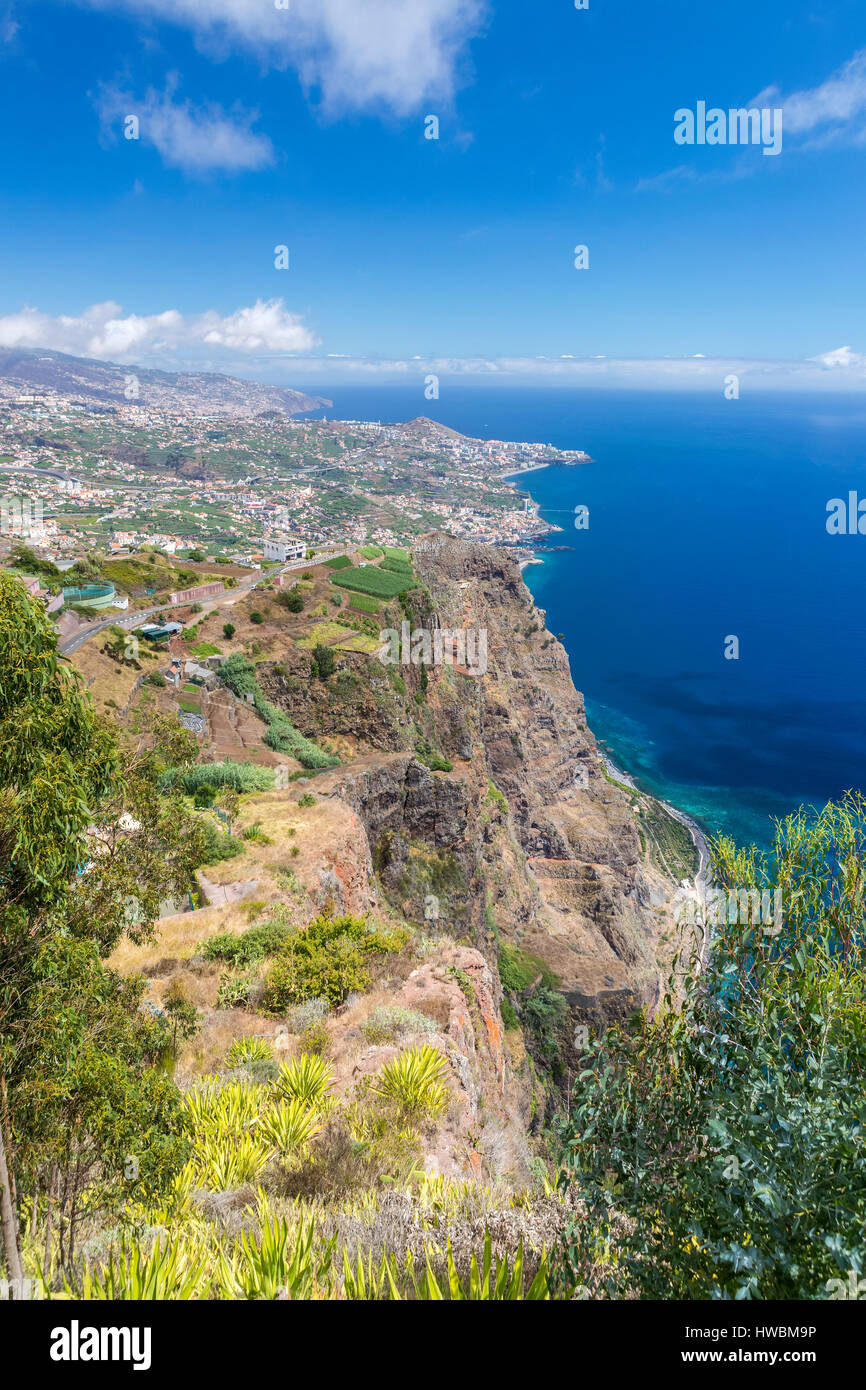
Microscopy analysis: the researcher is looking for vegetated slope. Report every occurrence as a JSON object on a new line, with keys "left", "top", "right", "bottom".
{"left": 104, "top": 536, "right": 690, "bottom": 1183}
{"left": 0, "top": 347, "right": 330, "bottom": 417}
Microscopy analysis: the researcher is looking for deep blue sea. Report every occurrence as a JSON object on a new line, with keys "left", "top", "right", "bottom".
{"left": 303, "top": 384, "right": 866, "bottom": 852}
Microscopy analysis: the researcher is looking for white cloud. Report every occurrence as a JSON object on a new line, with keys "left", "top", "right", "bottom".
{"left": 96, "top": 80, "right": 274, "bottom": 175}
{"left": 757, "top": 48, "right": 866, "bottom": 147}
{"left": 809, "top": 345, "right": 866, "bottom": 369}
{"left": 0, "top": 299, "right": 318, "bottom": 361}
{"left": 80, "top": 0, "right": 488, "bottom": 117}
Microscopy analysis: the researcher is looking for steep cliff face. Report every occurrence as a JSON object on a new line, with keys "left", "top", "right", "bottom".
{"left": 414, "top": 538, "right": 682, "bottom": 1024}
{"left": 261, "top": 538, "right": 688, "bottom": 1028}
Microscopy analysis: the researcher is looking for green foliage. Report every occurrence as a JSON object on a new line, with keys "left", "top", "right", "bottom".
{"left": 215, "top": 971, "right": 257, "bottom": 1009}
{"left": 70, "top": 1237, "right": 208, "bottom": 1300}
{"left": 164, "top": 760, "right": 275, "bottom": 795}
{"left": 485, "top": 778, "right": 508, "bottom": 812}
{"left": 324, "top": 554, "right": 353, "bottom": 569}
{"left": 198, "top": 818, "right": 245, "bottom": 865}
{"left": 222, "top": 622, "right": 236, "bottom": 639}
{"left": 264, "top": 913, "right": 407, "bottom": 1010}
{"left": 332, "top": 566, "right": 417, "bottom": 599}
{"left": 311, "top": 644, "right": 336, "bottom": 681}
{"left": 225, "top": 1036, "right": 273, "bottom": 1067}
{"left": 275, "top": 1054, "right": 335, "bottom": 1108}
{"left": 249, "top": 610, "right": 264, "bottom": 625}
{"left": 297, "top": 792, "right": 316, "bottom": 808}
{"left": 278, "top": 588, "right": 304, "bottom": 613}
{"left": 219, "top": 654, "right": 337, "bottom": 768}
{"left": 202, "top": 920, "right": 290, "bottom": 966}
{"left": 559, "top": 793, "right": 866, "bottom": 1301}
{"left": 498, "top": 944, "right": 558, "bottom": 994}
{"left": 371, "top": 1045, "right": 449, "bottom": 1119}
{"left": 361, "top": 1007, "right": 438, "bottom": 1044}
{"left": 348, "top": 592, "right": 380, "bottom": 615}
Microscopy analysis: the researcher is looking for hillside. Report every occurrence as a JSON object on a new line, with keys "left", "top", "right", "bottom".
{"left": 0, "top": 347, "right": 330, "bottom": 418}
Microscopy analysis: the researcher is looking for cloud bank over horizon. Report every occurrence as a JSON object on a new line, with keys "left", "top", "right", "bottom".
{"left": 1, "top": 298, "right": 865, "bottom": 392}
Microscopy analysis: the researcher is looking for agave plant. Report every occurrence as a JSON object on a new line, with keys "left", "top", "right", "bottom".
{"left": 371, "top": 1044, "right": 450, "bottom": 1119}
{"left": 257, "top": 1098, "right": 323, "bottom": 1158}
{"left": 275, "top": 1053, "right": 335, "bottom": 1108}
{"left": 68, "top": 1237, "right": 208, "bottom": 1301}
{"left": 193, "top": 1132, "right": 272, "bottom": 1189}
{"left": 341, "top": 1233, "right": 550, "bottom": 1301}
{"left": 217, "top": 1216, "right": 335, "bottom": 1300}
{"left": 226, "top": 1036, "right": 274, "bottom": 1067}
{"left": 186, "top": 1078, "right": 264, "bottom": 1139}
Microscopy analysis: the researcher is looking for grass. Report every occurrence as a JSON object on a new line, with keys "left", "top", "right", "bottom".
{"left": 323, "top": 555, "right": 353, "bottom": 570}
{"left": 334, "top": 633, "right": 382, "bottom": 654}
{"left": 332, "top": 566, "right": 417, "bottom": 599}
{"left": 357, "top": 545, "right": 383, "bottom": 560}
{"left": 191, "top": 641, "right": 222, "bottom": 658}
{"left": 178, "top": 697, "right": 202, "bottom": 713}
{"left": 295, "top": 621, "right": 349, "bottom": 650}
{"left": 348, "top": 593, "right": 380, "bottom": 615}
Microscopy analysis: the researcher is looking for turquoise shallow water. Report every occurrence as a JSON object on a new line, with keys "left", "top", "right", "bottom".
{"left": 310, "top": 384, "right": 866, "bottom": 853}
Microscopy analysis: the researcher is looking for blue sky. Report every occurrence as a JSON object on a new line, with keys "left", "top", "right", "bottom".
{"left": 2, "top": 0, "right": 866, "bottom": 387}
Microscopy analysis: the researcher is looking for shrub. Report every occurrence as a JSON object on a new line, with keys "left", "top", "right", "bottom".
{"left": 275, "top": 1054, "right": 335, "bottom": 1108}
{"left": 284, "top": 998, "right": 329, "bottom": 1034}
{"left": 193, "top": 782, "right": 217, "bottom": 808}
{"left": 263, "top": 913, "right": 407, "bottom": 1010}
{"left": 226, "top": 1036, "right": 273, "bottom": 1067}
{"left": 250, "top": 611, "right": 264, "bottom": 625}
{"left": 216, "top": 971, "right": 256, "bottom": 1008}
{"left": 198, "top": 819, "right": 246, "bottom": 865}
{"left": 297, "top": 792, "right": 316, "bottom": 808}
{"left": 298, "top": 1021, "right": 330, "bottom": 1056}
{"left": 258, "top": 1098, "right": 323, "bottom": 1158}
{"left": 371, "top": 1044, "right": 449, "bottom": 1119}
{"left": 361, "top": 1007, "right": 438, "bottom": 1045}
{"left": 202, "top": 920, "right": 290, "bottom": 966}
{"left": 311, "top": 645, "right": 336, "bottom": 681}
{"left": 279, "top": 589, "right": 304, "bottom": 613}
{"left": 223, "top": 622, "right": 236, "bottom": 639}
{"left": 166, "top": 760, "right": 275, "bottom": 795}
{"left": 146, "top": 671, "right": 167, "bottom": 687}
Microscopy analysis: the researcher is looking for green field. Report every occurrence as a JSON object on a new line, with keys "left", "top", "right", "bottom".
{"left": 323, "top": 554, "right": 353, "bottom": 570}
{"left": 382, "top": 546, "right": 411, "bottom": 564}
{"left": 380, "top": 556, "right": 414, "bottom": 575}
{"left": 348, "top": 593, "right": 380, "bottom": 614}
{"left": 357, "top": 545, "right": 383, "bottom": 560}
{"left": 332, "top": 566, "right": 417, "bottom": 598}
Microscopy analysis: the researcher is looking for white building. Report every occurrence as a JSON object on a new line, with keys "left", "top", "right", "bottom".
{"left": 263, "top": 535, "right": 305, "bottom": 563}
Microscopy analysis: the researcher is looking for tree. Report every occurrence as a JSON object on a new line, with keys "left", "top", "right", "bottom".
{"left": 312, "top": 645, "right": 335, "bottom": 681}
{"left": 559, "top": 794, "right": 866, "bottom": 1300}
{"left": 0, "top": 573, "right": 203, "bottom": 1286}
{"left": 222, "top": 622, "right": 236, "bottom": 639}
{"left": 279, "top": 589, "right": 303, "bottom": 614}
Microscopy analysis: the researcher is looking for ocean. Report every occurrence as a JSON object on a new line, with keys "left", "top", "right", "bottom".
{"left": 307, "top": 384, "right": 866, "bottom": 852}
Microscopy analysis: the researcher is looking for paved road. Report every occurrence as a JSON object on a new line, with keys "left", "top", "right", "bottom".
{"left": 57, "top": 567, "right": 281, "bottom": 656}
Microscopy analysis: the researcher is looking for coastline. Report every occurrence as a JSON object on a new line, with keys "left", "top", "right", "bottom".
{"left": 502, "top": 456, "right": 713, "bottom": 890}
{"left": 597, "top": 747, "right": 711, "bottom": 889}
